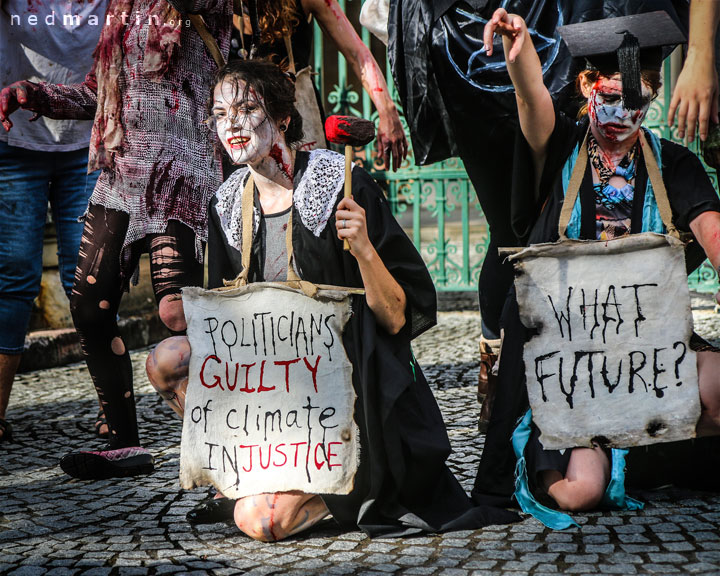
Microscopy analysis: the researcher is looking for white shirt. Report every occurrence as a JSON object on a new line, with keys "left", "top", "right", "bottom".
{"left": 0, "top": 0, "right": 106, "bottom": 151}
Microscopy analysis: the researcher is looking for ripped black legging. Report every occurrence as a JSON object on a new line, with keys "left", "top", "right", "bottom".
{"left": 70, "top": 204, "right": 203, "bottom": 447}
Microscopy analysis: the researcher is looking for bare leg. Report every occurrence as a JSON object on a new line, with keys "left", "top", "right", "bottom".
{"left": 541, "top": 446, "right": 611, "bottom": 512}
{"left": 146, "top": 335, "right": 191, "bottom": 418}
{"left": 234, "top": 491, "right": 330, "bottom": 542}
{"left": 0, "top": 353, "right": 21, "bottom": 440}
{"left": 696, "top": 350, "right": 720, "bottom": 436}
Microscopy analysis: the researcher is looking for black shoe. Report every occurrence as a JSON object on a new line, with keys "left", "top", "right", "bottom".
{"left": 60, "top": 446, "right": 154, "bottom": 480}
{"left": 0, "top": 418, "right": 13, "bottom": 444}
{"left": 187, "top": 496, "right": 236, "bottom": 525}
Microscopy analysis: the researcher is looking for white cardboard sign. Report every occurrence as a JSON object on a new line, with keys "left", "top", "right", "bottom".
{"left": 511, "top": 234, "right": 701, "bottom": 450}
{"left": 179, "top": 283, "right": 358, "bottom": 499}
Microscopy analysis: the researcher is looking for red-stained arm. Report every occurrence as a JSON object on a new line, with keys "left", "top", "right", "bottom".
{"left": 0, "top": 70, "right": 98, "bottom": 131}
{"left": 689, "top": 210, "right": 720, "bottom": 303}
{"left": 302, "top": 0, "right": 408, "bottom": 171}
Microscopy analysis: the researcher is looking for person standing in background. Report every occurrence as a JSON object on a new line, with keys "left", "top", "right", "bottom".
{"left": 0, "top": 0, "right": 232, "bottom": 478}
{"left": 0, "top": 0, "right": 107, "bottom": 444}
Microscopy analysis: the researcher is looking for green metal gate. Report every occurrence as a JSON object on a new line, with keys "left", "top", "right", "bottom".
{"left": 311, "top": 1, "right": 720, "bottom": 294}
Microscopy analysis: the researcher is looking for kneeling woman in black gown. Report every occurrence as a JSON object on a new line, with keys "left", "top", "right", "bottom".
{"left": 473, "top": 9, "right": 720, "bottom": 527}
{"left": 146, "top": 59, "right": 516, "bottom": 541}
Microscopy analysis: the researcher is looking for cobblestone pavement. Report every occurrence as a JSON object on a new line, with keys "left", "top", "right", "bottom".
{"left": 1, "top": 304, "right": 720, "bottom": 575}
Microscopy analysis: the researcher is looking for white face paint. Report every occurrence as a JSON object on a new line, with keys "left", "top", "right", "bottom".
{"left": 587, "top": 74, "right": 653, "bottom": 144}
{"left": 212, "top": 79, "right": 277, "bottom": 166}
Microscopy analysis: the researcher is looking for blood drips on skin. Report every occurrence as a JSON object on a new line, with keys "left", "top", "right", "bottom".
{"left": 270, "top": 144, "right": 293, "bottom": 181}
{"left": 268, "top": 493, "right": 280, "bottom": 541}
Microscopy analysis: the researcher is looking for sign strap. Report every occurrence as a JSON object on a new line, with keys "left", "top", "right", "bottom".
{"left": 188, "top": 14, "right": 226, "bottom": 69}
{"left": 223, "top": 174, "right": 365, "bottom": 296}
{"left": 238, "top": 175, "right": 304, "bottom": 284}
{"left": 558, "top": 129, "right": 679, "bottom": 240}
{"left": 639, "top": 131, "right": 679, "bottom": 238}
{"left": 557, "top": 131, "right": 589, "bottom": 241}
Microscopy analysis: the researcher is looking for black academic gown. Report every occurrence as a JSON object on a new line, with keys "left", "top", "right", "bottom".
{"left": 471, "top": 115, "right": 720, "bottom": 505}
{"left": 208, "top": 150, "right": 518, "bottom": 535}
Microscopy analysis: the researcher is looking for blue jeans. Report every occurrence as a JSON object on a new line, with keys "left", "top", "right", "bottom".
{"left": 0, "top": 140, "right": 97, "bottom": 354}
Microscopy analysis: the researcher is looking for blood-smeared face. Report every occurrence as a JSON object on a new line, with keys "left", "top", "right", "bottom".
{"left": 212, "top": 79, "right": 277, "bottom": 166}
{"left": 587, "top": 73, "right": 652, "bottom": 143}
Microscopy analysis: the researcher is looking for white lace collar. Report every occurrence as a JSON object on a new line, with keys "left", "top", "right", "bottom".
{"left": 214, "top": 149, "right": 348, "bottom": 252}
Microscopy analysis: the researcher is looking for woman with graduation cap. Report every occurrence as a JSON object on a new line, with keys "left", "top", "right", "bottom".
{"left": 473, "top": 8, "right": 720, "bottom": 527}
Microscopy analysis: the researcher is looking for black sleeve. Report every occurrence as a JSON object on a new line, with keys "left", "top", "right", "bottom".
{"left": 207, "top": 196, "right": 235, "bottom": 290}
{"left": 662, "top": 139, "right": 720, "bottom": 231}
{"left": 350, "top": 166, "right": 438, "bottom": 339}
{"left": 511, "top": 105, "right": 586, "bottom": 242}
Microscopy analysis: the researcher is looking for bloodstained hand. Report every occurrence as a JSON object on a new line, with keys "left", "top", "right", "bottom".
{"left": 0, "top": 80, "right": 41, "bottom": 131}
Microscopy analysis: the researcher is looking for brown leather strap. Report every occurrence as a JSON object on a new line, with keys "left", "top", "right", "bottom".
{"left": 639, "top": 131, "right": 679, "bottom": 238}
{"left": 558, "top": 130, "right": 589, "bottom": 240}
{"left": 237, "top": 174, "right": 255, "bottom": 285}
{"left": 285, "top": 211, "right": 301, "bottom": 282}
{"left": 283, "top": 33, "right": 297, "bottom": 75}
{"left": 188, "top": 14, "right": 226, "bottom": 69}
{"left": 557, "top": 129, "right": 677, "bottom": 240}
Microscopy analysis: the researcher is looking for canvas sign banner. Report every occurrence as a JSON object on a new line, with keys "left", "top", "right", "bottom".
{"left": 511, "top": 234, "right": 700, "bottom": 450}
{"left": 179, "top": 283, "right": 358, "bottom": 499}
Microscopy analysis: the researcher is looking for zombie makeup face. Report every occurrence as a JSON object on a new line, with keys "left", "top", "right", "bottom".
{"left": 587, "top": 73, "right": 653, "bottom": 144}
{"left": 212, "top": 79, "right": 278, "bottom": 166}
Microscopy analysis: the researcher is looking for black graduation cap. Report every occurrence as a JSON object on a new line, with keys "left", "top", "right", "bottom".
{"left": 557, "top": 11, "right": 686, "bottom": 110}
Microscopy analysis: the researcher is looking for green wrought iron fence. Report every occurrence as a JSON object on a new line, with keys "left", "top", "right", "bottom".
{"left": 311, "top": 1, "right": 720, "bottom": 294}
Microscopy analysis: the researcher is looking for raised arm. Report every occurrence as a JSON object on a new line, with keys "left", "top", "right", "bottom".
{"left": 0, "top": 71, "right": 98, "bottom": 131}
{"left": 302, "top": 0, "right": 408, "bottom": 171}
{"left": 484, "top": 8, "right": 555, "bottom": 163}
{"left": 668, "top": 0, "right": 720, "bottom": 142}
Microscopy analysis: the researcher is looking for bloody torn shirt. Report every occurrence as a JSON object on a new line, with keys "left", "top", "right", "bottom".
{"left": 29, "top": 0, "right": 232, "bottom": 266}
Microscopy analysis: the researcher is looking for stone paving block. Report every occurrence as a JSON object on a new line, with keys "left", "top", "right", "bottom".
{"left": 564, "top": 564, "right": 597, "bottom": 573}
{"left": 509, "top": 541, "right": 542, "bottom": 553}
{"left": 398, "top": 547, "right": 434, "bottom": 557}
{"left": 146, "top": 564, "right": 183, "bottom": 574}
{"left": 534, "top": 564, "right": 559, "bottom": 573}
{"left": 696, "top": 551, "right": 720, "bottom": 562}
{"left": 617, "top": 535, "right": 651, "bottom": 544}
{"left": 438, "top": 547, "right": 472, "bottom": 559}
{"left": 584, "top": 544, "right": 614, "bottom": 554}
{"left": 642, "top": 564, "right": 681, "bottom": 573}
{"left": 116, "top": 568, "right": 150, "bottom": 575}
{"left": 690, "top": 531, "right": 720, "bottom": 541}
{"left": 7, "top": 567, "right": 47, "bottom": 576}
{"left": 328, "top": 540, "right": 359, "bottom": 551}
{"left": 547, "top": 544, "right": 578, "bottom": 553}
{"left": 545, "top": 533, "right": 574, "bottom": 543}
{"left": 606, "top": 552, "right": 643, "bottom": 564}
{"left": 400, "top": 568, "right": 436, "bottom": 575}
{"left": 683, "top": 562, "right": 720, "bottom": 573}
{"left": 597, "top": 563, "right": 636, "bottom": 574}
